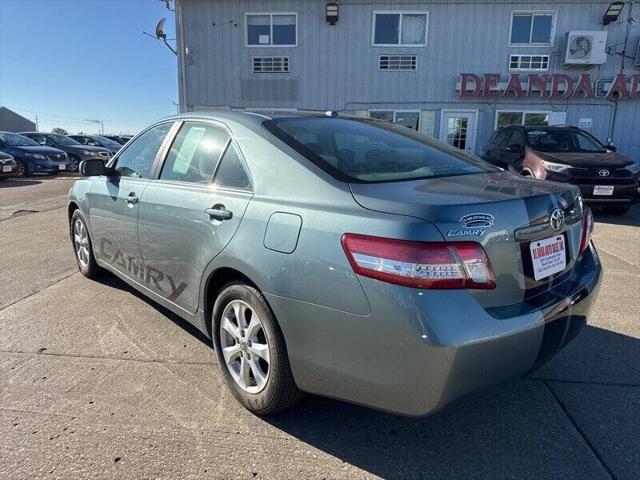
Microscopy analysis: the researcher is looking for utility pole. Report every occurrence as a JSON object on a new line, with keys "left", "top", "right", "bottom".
{"left": 35, "top": 114, "right": 39, "bottom": 132}
{"left": 607, "top": 1, "right": 634, "bottom": 144}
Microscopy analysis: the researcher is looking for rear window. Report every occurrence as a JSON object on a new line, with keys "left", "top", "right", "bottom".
{"left": 264, "top": 117, "right": 498, "bottom": 183}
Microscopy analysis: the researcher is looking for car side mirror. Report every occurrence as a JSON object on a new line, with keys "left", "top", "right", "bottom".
{"left": 605, "top": 144, "right": 617, "bottom": 153}
{"left": 80, "top": 159, "right": 107, "bottom": 176}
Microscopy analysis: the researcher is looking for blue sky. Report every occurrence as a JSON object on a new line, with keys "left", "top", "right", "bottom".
{"left": 0, "top": 0, "right": 177, "bottom": 134}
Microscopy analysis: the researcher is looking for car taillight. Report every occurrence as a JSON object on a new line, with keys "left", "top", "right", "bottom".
{"left": 341, "top": 234, "right": 496, "bottom": 290}
{"left": 579, "top": 207, "right": 594, "bottom": 254}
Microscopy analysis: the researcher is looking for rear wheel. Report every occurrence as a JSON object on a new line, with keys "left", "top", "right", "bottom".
{"left": 70, "top": 210, "right": 101, "bottom": 278}
{"left": 603, "top": 205, "right": 630, "bottom": 216}
{"left": 212, "top": 283, "right": 302, "bottom": 415}
{"left": 15, "top": 160, "right": 29, "bottom": 177}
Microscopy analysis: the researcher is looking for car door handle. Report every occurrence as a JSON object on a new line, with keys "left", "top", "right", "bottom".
{"left": 205, "top": 204, "right": 233, "bottom": 221}
{"left": 126, "top": 192, "right": 138, "bottom": 204}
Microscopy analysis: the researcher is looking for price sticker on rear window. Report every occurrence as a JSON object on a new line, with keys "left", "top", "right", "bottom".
{"left": 530, "top": 235, "right": 566, "bottom": 281}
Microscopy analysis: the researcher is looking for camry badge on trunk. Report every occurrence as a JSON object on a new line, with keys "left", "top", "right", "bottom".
{"left": 550, "top": 208, "right": 565, "bottom": 232}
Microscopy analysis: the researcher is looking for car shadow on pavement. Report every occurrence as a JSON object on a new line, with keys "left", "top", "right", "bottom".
{"left": 0, "top": 179, "right": 42, "bottom": 188}
{"left": 96, "top": 274, "right": 212, "bottom": 347}
{"left": 262, "top": 325, "right": 640, "bottom": 480}
{"left": 592, "top": 203, "right": 640, "bottom": 227}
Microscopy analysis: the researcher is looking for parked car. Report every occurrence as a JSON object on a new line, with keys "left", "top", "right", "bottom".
{"left": 481, "top": 126, "right": 640, "bottom": 215}
{"left": 68, "top": 134, "right": 122, "bottom": 155}
{"left": 0, "top": 131, "right": 70, "bottom": 177}
{"left": 69, "top": 112, "right": 600, "bottom": 416}
{"left": 102, "top": 135, "right": 129, "bottom": 145}
{"left": 20, "top": 132, "right": 112, "bottom": 172}
{"left": 0, "top": 151, "right": 17, "bottom": 180}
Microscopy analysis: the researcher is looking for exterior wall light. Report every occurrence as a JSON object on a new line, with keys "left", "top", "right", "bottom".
{"left": 603, "top": 2, "right": 625, "bottom": 25}
{"left": 326, "top": 3, "right": 339, "bottom": 25}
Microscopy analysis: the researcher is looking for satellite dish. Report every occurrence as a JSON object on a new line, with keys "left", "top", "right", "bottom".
{"left": 155, "top": 18, "right": 167, "bottom": 39}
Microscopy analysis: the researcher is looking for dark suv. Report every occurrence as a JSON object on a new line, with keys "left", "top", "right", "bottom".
{"left": 20, "top": 132, "right": 111, "bottom": 172}
{"left": 68, "top": 134, "right": 122, "bottom": 155}
{"left": 481, "top": 126, "right": 640, "bottom": 214}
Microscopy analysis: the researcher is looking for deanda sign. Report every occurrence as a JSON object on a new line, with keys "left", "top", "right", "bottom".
{"left": 458, "top": 73, "right": 640, "bottom": 100}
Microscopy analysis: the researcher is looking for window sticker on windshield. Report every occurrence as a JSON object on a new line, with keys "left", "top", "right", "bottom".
{"left": 173, "top": 127, "right": 206, "bottom": 174}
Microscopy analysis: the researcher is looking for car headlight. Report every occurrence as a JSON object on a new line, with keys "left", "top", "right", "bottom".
{"left": 543, "top": 160, "right": 570, "bottom": 173}
{"left": 627, "top": 161, "right": 640, "bottom": 174}
{"left": 26, "top": 153, "right": 47, "bottom": 161}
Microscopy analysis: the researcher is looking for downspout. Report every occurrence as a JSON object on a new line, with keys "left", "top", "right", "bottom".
{"left": 175, "top": 0, "right": 188, "bottom": 113}
{"left": 607, "top": 1, "right": 633, "bottom": 144}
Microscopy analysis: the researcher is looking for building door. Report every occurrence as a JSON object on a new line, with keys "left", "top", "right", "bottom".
{"left": 440, "top": 110, "right": 478, "bottom": 154}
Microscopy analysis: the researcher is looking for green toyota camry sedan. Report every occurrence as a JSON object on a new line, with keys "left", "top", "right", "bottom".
{"left": 68, "top": 111, "right": 601, "bottom": 416}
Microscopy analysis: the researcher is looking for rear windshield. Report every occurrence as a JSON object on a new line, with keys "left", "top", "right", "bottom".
{"left": 264, "top": 117, "right": 498, "bottom": 183}
{"left": 526, "top": 129, "right": 606, "bottom": 154}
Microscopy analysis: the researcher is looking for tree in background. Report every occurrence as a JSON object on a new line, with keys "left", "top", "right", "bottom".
{"left": 51, "top": 127, "right": 68, "bottom": 135}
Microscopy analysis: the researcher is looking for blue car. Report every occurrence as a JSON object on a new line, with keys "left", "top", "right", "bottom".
{"left": 0, "top": 131, "right": 71, "bottom": 177}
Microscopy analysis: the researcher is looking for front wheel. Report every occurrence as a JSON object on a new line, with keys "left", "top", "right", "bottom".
{"left": 212, "top": 283, "right": 302, "bottom": 415}
{"left": 68, "top": 156, "right": 80, "bottom": 173}
{"left": 70, "top": 210, "right": 101, "bottom": 278}
{"left": 15, "top": 160, "right": 29, "bottom": 177}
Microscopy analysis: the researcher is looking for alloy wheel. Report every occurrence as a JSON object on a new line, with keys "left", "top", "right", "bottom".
{"left": 219, "top": 300, "right": 271, "bottom": 394}
{"left": 73, "top": 218, "right": 90, "bottom": 268}
{"left": 16, "top": 161, "right": 26, "bottom": 177}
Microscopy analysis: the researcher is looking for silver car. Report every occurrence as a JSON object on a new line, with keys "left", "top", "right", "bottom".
{"left": 68, "top": 112, "right": 601, "bottom": 416}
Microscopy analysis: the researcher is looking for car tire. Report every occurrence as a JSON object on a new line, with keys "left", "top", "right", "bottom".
{"left": 70, "top": 210, "right": 101, "bottom": 278}
{"left": 15, "top": 160, "right": 29, "bottom": 177}
{"left": 212, "top": 282, "right": 302, "bottom": 415}
{"left": 68, "top": 155, "right": 80, "bottom": 173}
{"left": 603, "top": 205, "right": 630, "bottom": 216}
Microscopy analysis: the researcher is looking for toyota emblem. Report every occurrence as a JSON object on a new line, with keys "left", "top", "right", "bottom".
{"left": 598, "top": 169, "right": 610, "bottom": 177}
{"left": 550, "top": 208, "right": 565, "bottom": 232}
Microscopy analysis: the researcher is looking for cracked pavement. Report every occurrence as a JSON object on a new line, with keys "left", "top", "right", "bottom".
{"left": 0, "top": 176, "right": 638, "bottom": 479}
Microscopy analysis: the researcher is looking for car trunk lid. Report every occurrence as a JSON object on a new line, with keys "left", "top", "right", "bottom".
{"left": 349, "top": 171, "right": 584, "bottom": 309}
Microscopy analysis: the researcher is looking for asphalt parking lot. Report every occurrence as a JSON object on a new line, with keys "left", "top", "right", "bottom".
{"left": 0, "top": 175, "right": 638, "bottom": 480}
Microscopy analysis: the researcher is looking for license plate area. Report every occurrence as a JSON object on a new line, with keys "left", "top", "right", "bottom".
{"left": 529, "top": 235, "right": 567, "bottom": 281}
{"left": 2, "top": 166, "right": 11, "bottom": 172}
{"left": 593, "top": 185, "right": 614, "bottom": 196}
{"left": 58, "top": 164, "right": 66, "bottom": 170}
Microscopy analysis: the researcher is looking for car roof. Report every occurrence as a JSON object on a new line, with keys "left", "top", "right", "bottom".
{"left": 161, "top": 110, "right": 346, "bottom": 129}
{"left": 523, "top": 126, "right": 580, "bottom": 132}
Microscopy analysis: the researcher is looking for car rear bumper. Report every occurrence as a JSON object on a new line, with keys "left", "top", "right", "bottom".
{"left": 267, "top": 243, "right": 602, "bottom": 416}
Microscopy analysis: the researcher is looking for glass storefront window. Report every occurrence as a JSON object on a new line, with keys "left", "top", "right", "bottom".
{"left": 496, "top": 111, "right": 550, "bottom": 129}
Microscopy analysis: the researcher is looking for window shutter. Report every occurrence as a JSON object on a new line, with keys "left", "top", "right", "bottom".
{"left": 419, "top": 111, "right": 436, "bottom": 137}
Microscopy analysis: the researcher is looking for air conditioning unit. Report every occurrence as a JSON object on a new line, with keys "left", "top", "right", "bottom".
{"left": 563, "top": 31, "right": 608, "bottom": 66}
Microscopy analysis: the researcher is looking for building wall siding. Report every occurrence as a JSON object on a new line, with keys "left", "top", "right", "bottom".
{"left": 178, "top": 0, "right": 640, "bottom": 157}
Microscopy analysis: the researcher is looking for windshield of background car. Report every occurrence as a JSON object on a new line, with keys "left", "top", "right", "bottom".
{"left": 527, "top": 130, "right": 607, "bottom": 154}
{"left": 264, "top": 117, "right": 498, "bottom": 183}
{"left": 95, "top": 136, "right": 121, "bottom": 149}
{"left": 0, "top": 132, "right": 40, "bottom": 147}
{"left": 49, "top": 134, "right": 80, "bottom": 146}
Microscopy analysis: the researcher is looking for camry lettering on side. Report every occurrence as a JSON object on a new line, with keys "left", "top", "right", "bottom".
{"left": 99, "top": 238, "right": 187, "bottom": 302}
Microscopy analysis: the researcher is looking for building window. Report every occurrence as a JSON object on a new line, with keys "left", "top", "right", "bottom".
{"left": 379, "top": 55, "right": 417, "bottom": 71}
{"left": 253, "top": 56, "right": 289, "bottom": 73}
{"left": 372, "top": 12, "right": 428, "bottom": 47}
{"left": 509, "top": 11, "right": 555, "bottom": 46}
{"left": 246, "top": 13, "right": 297, "bottom": 47}
{"left": 509, "top": 54, "right": 550, "bottom": 71}
{"left": 369, "top": 110, "right": 420, "bottom": 130}
{"left": 496, "top": 111, "right": 551, "bottom": 129}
